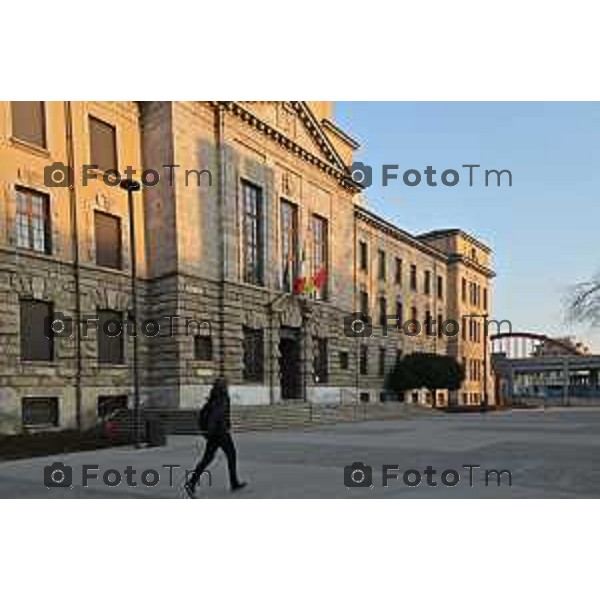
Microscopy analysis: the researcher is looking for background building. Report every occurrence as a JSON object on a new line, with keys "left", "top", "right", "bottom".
{"left": 0, "top": 101, "right": 494, "bottom": 433}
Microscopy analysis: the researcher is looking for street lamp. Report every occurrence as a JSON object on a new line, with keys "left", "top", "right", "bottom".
{"left": 120, "top": 178, "right": 142, "bottom": 446}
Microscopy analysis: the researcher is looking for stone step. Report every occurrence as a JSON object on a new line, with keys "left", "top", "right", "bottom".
{"left": 142, "top": 402, "right": 428, "bottom": 434}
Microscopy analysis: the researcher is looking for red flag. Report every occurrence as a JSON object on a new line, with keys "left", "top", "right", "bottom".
{"left": 293, "top": 276, "right": 306, "bottom": 294}
{"left": 313, "top": 267, "right": 327, "bottom": 290}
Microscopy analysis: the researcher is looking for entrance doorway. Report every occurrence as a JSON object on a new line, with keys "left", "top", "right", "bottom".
{"left": 279, "top": 327, "right": 302, "bottom": 400}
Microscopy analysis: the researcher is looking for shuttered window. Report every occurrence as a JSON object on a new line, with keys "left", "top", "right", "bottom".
{"left": 89, "top": 116, "right": 117, "bottom": 172}
{"left": 20, "top": 299, "right": 53, "bottom": 361}
{"left": 11, "top": 102, "right": 46, "bottom": 148}
{"left": 95, "top": 211, "right": 122, "bottom": 269}
{"left": 97, "top": 310, "right": 125, "bottom": 364}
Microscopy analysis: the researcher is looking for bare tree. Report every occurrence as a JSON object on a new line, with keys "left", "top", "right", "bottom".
{"left": 567, "top": 273, "right": 600, "bottom": 326}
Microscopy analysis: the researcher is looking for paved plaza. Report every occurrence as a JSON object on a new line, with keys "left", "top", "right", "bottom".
{"left": 2, "top": 408, "right": 600, "bottom": 498}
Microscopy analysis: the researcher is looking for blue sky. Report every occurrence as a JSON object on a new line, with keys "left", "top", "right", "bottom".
{"left": 335, "top": 102, "right": 600, "bottom": 350}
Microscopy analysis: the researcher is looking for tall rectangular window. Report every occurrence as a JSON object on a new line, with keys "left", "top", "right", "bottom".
{"left": 395, "top": 257, "right": 402, "bottom": 285}
{"left": 11, "top": 101, "right": 46, "bottom": 148}
{"left": 242, "top": 181, "right": 263, "bottom": 286}
{"left": 396, "top": 300, "right": 403, "bottom": 330}
{"left": 425, "top": 310, "right": 433, "bottom": 336}
{"left": 379, "top": 296, "right": 387, "bottom": 327}
{"left": 243, "top": 326, "right": 264, "bottom": 382}
{"left": 410, "top": 264, "right": 417, "bottom": 291}
{"left": 378, "top": 347, "right": 386, "bottom": 376}
{"left": 89, "top": 116, "right": 117, "bottom": 172}
{"left": 280, "top": 199, "right": 298, "bottom": 292}
{"left": 97, "top": 309, "right": 125, "bottom": 364}
{"left": 462, "top": 278, "right": 467, "bottom": 302}
{"left": 194, "top": 335, "right": 213, "bottom": 361}
{"left": 95, "top": 211, "right": 122, "bottom": 270}
{"left": 424, "top": 270, "right": 431, "bottom": 295}
{"left": 16, "top": 187, "right": 51, "bottom": 254}
{"left": 313, "top": 338, "right": 328, "bottom": 383}
{"left": 437, "top": 275, "right": 444, "bottom": 299}
{"left": 20, "top": 299, "right": 53, "bottom": 362}
{"left": 22, "top": 397, "right": 58, "bottom": 427}
{"left": 377, "top": 249, "right": 386, "bottom": 281}
{"left": 359, "top": 344, "right": 368, "bottom": 375}
{"left": 339, "top": 351, "right": 349, "bottom": 370}
{"left": 483, "top": 287, "right": 488, "bottom": 311}
{"left": 312, "top": 214, "right": 328, "bottom": 300}
{"left": 359, "top": 240, "right": 368, "bottom": 271}
{"left": 359, "top": 289, "right": 369, "bottom": 317}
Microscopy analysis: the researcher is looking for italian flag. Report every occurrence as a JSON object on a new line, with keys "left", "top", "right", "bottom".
{"left": 293, "top": 246, "right": 327, "bottom": 295}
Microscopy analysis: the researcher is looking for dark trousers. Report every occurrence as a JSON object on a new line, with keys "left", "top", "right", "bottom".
{"left": 189, "top": 432, "right": 240, "bottom": 488}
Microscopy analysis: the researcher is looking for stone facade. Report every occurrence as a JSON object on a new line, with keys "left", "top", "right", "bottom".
{"left": 0, "top": 101, "right": 494, "bottom": 434}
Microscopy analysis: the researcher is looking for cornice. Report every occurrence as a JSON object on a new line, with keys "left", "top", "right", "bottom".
{"left": 447, "top": 253, "right": 496, "bottom": 278}
{"left": 355, "top": 206, "right": 449, "bottom": 262}
{"left": 418, "top": 228, "right": 492, "bottom": 254}
{"left": 322, "top": 118, "right": 360, "bottom": 150}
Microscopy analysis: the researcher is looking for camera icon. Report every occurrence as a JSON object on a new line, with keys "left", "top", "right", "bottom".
{"left": 343, "top": 312, "right": 372, "bottom": 338}
{"left": 44, "top": 162, "right": 74, "bottom": 187}
{"left": 344, "top": 462, "right": 373, "bottom": 488}
{"left": 44, "top": 461, "right": 73, "bottom": 488}
{"left": 350, "top": 161, "right": 372, "bottom": 188}
{"left": 44, "top": 312, "right": 74, "bottom": 339}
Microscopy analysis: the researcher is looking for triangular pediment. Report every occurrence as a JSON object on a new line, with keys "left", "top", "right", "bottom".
{"left": 236, "top": 101, "right": 347, "bottom": 171}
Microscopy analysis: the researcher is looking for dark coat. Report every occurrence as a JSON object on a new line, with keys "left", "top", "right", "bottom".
{"left": 205, "top": 384, "right": 231, "bottom": 434}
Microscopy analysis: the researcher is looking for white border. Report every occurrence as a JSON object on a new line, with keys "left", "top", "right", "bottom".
{"left": 2, "top": 501, "right": 598, "bottom": 599}
{"left": 3, "top": 1, "right": 600, "bottom": 99}
{"left": 3, "top": 1, "right": 600, "bottom": 595}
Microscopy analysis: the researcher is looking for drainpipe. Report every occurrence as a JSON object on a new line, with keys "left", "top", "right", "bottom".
{"left": 64, "top": 101, "right": 83, "bottom": 431}
{"left": 216, "top": 105, "right": 226, "bottom": 378}
{"left": 353, "top": 213, "right": 360, "bottom": 403}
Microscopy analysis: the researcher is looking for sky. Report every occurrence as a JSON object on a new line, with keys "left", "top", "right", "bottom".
{"left": 335, "top": 102, "right": 600, "bottom": 351}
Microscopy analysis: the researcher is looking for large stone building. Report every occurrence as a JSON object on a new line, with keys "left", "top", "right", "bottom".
{"left": 0, "top": 101, "right": 494, "bottom": 433}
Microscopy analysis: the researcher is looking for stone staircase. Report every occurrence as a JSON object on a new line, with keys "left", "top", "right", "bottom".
{"left": 144, "top": 402, "right": 431, "bottom": 435}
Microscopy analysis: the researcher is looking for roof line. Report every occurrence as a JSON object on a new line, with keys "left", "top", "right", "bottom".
{"left": 355, "top": 205, "right": 449, "bottom": 261}
{"left": 417, "top": 228, "right": 492, "bottom": 253}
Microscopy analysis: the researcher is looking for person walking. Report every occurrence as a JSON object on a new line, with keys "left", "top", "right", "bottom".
{"left": 185, "top": 378, "right": 247, "bottom": 497}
